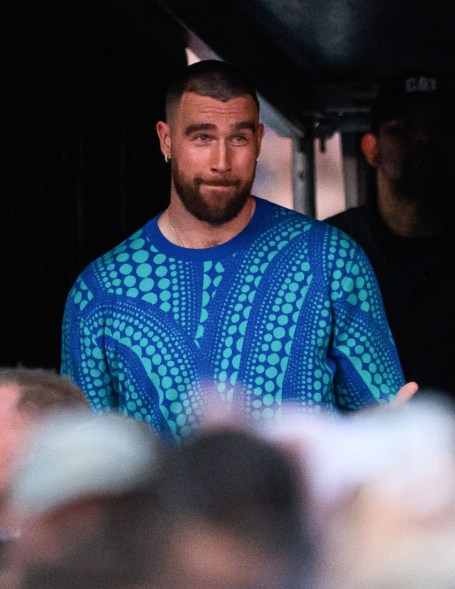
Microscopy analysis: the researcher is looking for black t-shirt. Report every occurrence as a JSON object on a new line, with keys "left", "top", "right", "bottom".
{"left": 327, "top": 204, "right": 455, "bottom": 395}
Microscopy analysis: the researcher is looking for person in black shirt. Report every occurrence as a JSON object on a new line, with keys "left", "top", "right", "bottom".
{"left": 327, "top": 75, "right": 455, "bottom": 395}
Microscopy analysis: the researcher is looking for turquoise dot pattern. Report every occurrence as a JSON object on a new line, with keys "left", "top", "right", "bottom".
{"left": 61, "top": 198, "right": 405, "bottom": 440}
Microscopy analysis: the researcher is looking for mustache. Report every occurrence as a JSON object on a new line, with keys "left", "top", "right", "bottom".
{"left": 195, "top": 178, "right": 241, "bottom": 187}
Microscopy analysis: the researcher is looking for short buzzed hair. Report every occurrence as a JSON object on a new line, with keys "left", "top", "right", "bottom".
{"left": 165, "top": 60, "right": 260, "bottom": 121}
{"left": 0, "top": 367, "right": 89, "bottom": 413}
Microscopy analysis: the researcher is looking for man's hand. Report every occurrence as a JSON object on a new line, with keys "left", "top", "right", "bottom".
{"left": 393, "top": 381, "right": 419, "bottom": 405}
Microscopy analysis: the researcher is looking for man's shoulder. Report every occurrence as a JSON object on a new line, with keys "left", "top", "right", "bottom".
{"left": 256, "top": 197, "right": 321, "bottom": 231}
{"left": 326, "top": 204, "right": 369, "bottom": 224}
{"left": 325, "top": 205, "right": 392, "bottom": 256}
{"left": 73, "top": 221, "right": 155, "bottom": 292}
{"left": 255, "top": 197, "right": 362, "bottom": 245}
{"left": 325, "top": 205, "right": 371, "bottom": 234}
{"left": 253, "top": 199, "right": 366, "bottom": 268}
{"left": 86, "top": 224, "right": 153, "bottom": 274}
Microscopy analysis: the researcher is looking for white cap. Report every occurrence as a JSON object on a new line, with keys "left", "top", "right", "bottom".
{"left": 8, "top": 410, "right": 160, "bottom": 518}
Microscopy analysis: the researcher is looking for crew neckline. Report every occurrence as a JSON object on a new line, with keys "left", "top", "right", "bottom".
{"left": 145, "top": 196, "right": 269, "bottom": 261}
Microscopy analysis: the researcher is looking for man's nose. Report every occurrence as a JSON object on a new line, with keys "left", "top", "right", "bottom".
{"left": 211, "top": 141, "right": 232, "bottom": 172}
{"left": 412, "top": 124, "right": 432, "bottom": 144}
{"left": 411, "top": 113, "right": 444, "bottom": 145}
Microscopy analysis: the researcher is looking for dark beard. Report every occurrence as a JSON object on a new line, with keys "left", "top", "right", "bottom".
{"left": 172, "top": 164, "right": 255, "bottom": 225}
{"left": 393, "top": 146, "right": 455, "bottom": 214}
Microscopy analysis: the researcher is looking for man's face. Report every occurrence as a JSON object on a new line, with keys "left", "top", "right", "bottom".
{"left": 375, "top": 102, "right": 455, "bottom": 209}
{"left": 160, "top": 93, "right": 263, "bottom": 225}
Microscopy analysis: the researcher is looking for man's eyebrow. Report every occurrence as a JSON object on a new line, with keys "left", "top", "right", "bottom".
{"left": 232, "top": 121, "right": 257, "bottom": 132}
{"left": 184, "top": 121, "right": 258, "bottom": 136}
{"left": 185, "top": 123, "right": 216, "bottom": 136}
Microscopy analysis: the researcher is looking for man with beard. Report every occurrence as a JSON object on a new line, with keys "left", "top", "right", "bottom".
{"left": 327, "top": 74, "right": 455, "bottom": 395}
{"left": 62, "top": 61, "right": 415, "bottom": 441}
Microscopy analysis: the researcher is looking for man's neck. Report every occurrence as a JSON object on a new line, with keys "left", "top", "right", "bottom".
{"left": 376, "top": 174, "right": 442, "bottom": 238}
{"left": 158, "top": 196, "right": 256, "bottom": 249}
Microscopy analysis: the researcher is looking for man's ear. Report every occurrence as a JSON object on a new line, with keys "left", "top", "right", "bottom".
{"left": 156, "top": 121, "right": 171, "bottom": 159}
{"left": 256, "top": 123, "right": 265, "bottom": 156}
{"left": 361, "top": 133, "right": 379, "bottom": 167}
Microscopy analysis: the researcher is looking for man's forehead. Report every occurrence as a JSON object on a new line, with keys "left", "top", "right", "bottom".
{"left": 380, "top": 100, "right": 455, "bottom": 126}
{"left": 175, "top": 92, "right": 259, "bottom": 123}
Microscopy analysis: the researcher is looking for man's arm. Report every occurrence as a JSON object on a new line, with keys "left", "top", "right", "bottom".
{"left": 61, "top": 276, "right": 118, "bottom": 412}
{"left": 324, "top": 226, "right": 406, "bottom": 409}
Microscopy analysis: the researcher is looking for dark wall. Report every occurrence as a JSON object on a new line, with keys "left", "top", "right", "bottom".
{"left": 1, "top": 0, "right": 187, "bottom": 369}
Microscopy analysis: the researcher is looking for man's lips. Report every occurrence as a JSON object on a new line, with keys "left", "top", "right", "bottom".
{"left": 203, "top": 184, "right": 236, "bottom": 190}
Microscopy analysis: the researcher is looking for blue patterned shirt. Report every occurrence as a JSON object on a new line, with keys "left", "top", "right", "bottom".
{"left": 62, "top": 197, "right": 404, "bottom": 440}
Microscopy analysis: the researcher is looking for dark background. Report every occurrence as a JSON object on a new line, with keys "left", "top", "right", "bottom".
{"left": 3, "top": 0, "right": 455, "bottom": 369}
{"left": 1, "top": 0, "right": 187, "bottom": 368}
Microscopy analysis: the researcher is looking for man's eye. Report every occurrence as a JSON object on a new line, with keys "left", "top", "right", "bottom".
{"left": 382, "top": 121, "right": 405, "bottom": 135}
{"left": 194, "top": 134, "right": 211, "bottom": 142}
{"left": 231, "top": 135, "right": 248, "bottom": 144}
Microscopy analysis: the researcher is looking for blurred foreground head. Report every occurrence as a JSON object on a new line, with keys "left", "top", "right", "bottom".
{"left": 330, "top": 397, "right": 455, "bottom": 589}
{"left": 154, "top": 426, "right": 314, "bottom": 589}
{"left": 0, "top": 367, "right": 89, "bottom": 495}
{"left": 3, "top": 411, "right": 161, "bottom": 589}
{"left": 265, "top": 396, "right": 455, "bottom": 589}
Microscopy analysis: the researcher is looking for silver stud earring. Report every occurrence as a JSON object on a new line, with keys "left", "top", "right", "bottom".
{"left": 165, "top": 155, "right": 170, "bottom": 163}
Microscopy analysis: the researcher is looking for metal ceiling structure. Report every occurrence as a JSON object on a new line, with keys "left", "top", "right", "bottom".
{"left": 151, "top": 0, "right": 455, "bottom": 214}
{"left": 157, "top": 0, "right": 455, "bottom": 138}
